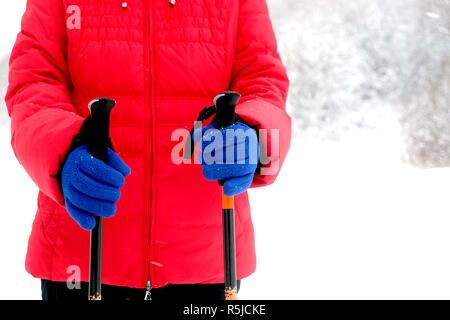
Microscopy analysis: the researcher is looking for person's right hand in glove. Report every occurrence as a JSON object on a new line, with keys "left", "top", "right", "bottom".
{"left": 61, "top": 145, "right": 131, "bottom": 230}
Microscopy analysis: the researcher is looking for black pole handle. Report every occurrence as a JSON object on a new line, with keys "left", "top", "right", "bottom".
{"left": 213, "top": 91, "right": 241, "bottom": 130}
{"left": 183, "top": 91, "right": 241, "bottom": 161}
{"left": 87, "top": 98, "right": 116, "bottom": 161}
{"left": 212, "top": 92, "right": 241, "bottom": 186}
{"left": 87, "top": 97, "right": 115, "bottom": 300}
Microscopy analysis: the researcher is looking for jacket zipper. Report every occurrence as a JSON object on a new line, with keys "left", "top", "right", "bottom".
{"left": 144, "top": 0, "right": 154, "bottom": 301}
{"left": 144, "top": 280, "right": 152, "bottom": 300}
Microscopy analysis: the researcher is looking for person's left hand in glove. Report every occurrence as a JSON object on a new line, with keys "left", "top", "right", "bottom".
{"left": 195, "top": 122, "right": 259, "bottom": 197}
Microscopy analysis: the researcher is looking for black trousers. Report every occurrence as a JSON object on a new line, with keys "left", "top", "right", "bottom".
{"left": 41, "top": 279, "right": 240, "bottom": 301}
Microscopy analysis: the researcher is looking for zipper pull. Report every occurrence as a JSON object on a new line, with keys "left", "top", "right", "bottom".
{"left": 144, "top": 280, "right": 152, "bottom": 300}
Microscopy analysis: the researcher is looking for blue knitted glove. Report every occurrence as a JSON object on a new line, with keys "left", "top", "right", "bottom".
{"left": 195, "top": 122, "right": 259, "bottom": 197}
{"left": 61, "top": 145, "right": 131, "bottom": 230}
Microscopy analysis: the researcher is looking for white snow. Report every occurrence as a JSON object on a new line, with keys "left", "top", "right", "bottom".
{"left": 0, "top": 1, "right": 24, "bottom": 57}
{"left": 0, "top": 0, "right": 449, "bottom": 300}
{"left": 0, "top": 125, "right": 40, "bottom": 300}
{"left": 241, "top": 131, "right": 450, "bottom": 299}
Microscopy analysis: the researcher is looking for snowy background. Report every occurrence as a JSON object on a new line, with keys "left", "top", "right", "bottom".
{"left": 0, "top": 0, "right": 449, "bottom": 300}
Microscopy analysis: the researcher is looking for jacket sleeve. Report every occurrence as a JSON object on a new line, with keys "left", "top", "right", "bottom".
{"left": 230, "top": 0, "right": 291, "bottom": 187}
{"left": 5, "top": 0, "right": 84, "bottom": 205}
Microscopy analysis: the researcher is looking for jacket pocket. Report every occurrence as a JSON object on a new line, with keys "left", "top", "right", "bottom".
{"left": 38, "top": 192, "right": 59, "bottom": 233}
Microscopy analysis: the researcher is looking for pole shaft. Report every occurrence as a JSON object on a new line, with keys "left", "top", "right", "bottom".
{"left": 89, "top": 217, "right": 103, "bottom": 300}
{"left": 222, "top": 189, "right": 237, "bottom": 300}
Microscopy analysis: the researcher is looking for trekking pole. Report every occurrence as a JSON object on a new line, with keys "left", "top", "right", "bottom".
{"left": 213, "top": 92, "right": 241, "bottom": 300}
{"left": 87, "top": 97, "right": 116, "bottom": 300}
{"left": 184, "top": 91, "right": 241, "bottom": 300}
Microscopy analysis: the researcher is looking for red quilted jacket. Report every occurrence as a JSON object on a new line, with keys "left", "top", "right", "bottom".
{"left": 5, "top": 0, "right": 290, "bottom": 289}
